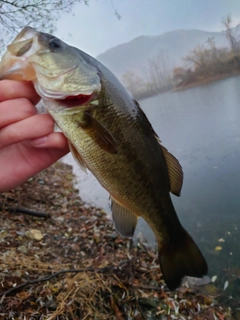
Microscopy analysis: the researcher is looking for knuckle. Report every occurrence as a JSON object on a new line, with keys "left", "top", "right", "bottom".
{"left": 18, "top": 98, "right": 37, "bottom": 117}
{"left": 0, "top": 126, "right": 16, "bottom": 149}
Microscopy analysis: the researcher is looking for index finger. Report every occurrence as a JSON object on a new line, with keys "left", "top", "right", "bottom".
{"left": 0, "top": 80, "right": 40, "bottom": 105}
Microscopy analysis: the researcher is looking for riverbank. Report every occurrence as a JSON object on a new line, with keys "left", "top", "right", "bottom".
{"left": 136, "top": 73, "right": 240, "bottom": 102}
{"left": 173, "top": 71, "right": 240, "bottom": 92}
{"left": 0, "top": 162, "right": 235, "bottom": 319}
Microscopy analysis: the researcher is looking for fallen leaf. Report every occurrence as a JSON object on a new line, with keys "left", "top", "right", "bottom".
{"left": 223, "top": 280, "right": 228, "bottom": 291}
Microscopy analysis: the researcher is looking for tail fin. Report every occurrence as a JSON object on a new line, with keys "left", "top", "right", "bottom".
{"left": 158, "top": 228, "right": 208, "bottom": 290}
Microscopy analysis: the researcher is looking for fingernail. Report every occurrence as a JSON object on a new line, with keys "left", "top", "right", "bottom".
{"left": 31, "top": 136, "right": 48, "bottom": 146}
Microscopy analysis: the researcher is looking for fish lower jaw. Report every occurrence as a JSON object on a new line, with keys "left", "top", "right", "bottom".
{"left": 34, "top": 82, "right": 67, "bottom": 100}
{"left": 34, "top": 80, "right": 98, "bottom": 101}
{"left": 0, "top": 58, "right": 35, "bottom": 81}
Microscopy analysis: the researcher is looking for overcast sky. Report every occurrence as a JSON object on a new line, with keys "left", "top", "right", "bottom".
{"left": 56, "top": 0, "right": 240, "bottom": 57}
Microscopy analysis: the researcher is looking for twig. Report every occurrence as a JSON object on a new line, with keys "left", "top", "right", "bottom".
{"left": 195, "top": 303, "right": 223, "bottom": 315}
{"left": 10, "top": 206, "right": 51, "bottom": 218}
{"left": 132, "top": 287, "right": 148, "bottom": 320}
{"left": 0, "top": 202, "right": 50, "bottom": 218}
{"left": 132, "top": 284, "right": 168, "bottom": 292}
{"left": 0, "top": 261, "right": 130, "bottom": 297}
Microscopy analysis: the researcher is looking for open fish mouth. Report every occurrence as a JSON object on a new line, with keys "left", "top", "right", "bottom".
{"left": 0, "top": 27, "right": 74, "bottom": 93}
{"left": 0, "top": 27, "right": 40, "bottom": 80}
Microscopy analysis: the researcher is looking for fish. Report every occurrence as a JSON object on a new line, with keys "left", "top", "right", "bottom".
{"left": 0, "top": 27, "right": 208, "bottom": 290}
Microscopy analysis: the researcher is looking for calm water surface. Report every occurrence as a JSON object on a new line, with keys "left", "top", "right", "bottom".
{"left": 63, "top": 76, "right": 240, "bottom": 304}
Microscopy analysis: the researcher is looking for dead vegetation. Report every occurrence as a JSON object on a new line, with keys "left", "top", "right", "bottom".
{"left": 0, "top": 162, "right": 235, "bottom": 319}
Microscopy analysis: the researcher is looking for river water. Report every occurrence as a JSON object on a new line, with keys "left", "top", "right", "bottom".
{"left": 62, "top": 76, "right": 240, "bottom": 301}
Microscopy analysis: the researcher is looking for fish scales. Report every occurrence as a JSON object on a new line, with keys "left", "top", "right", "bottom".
{"left": 0, "top": 26, "right": 208, "bottom": 289}
{"left": 52, "top": 91, "right": 169, "bottom": 223}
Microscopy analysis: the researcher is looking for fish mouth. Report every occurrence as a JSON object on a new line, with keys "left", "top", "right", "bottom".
{"left": 0, "top": 26, "right": 100, "bottom": 101}
{"left": 0, "top": 27, "right": 71, "bottom": 81}
{"left": 0, "top": 27, "right": 39, "bottom": 80}
{"left": 57, "top": 92, "right": 99, "bottom": 110}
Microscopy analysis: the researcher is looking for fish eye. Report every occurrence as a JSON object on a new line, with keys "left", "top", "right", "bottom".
{"left": 48, "top": 38, "right": 61, "bottom": 51}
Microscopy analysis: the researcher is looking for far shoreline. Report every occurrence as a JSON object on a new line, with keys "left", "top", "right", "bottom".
{"left": 173, "top": 71, "right": 240, "bottom": 92}
{"left": 136, "top": 72, "right": 240, "bottom": 102}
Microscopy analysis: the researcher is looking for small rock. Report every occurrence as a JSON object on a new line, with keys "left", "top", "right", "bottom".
{"left": 72, "top": 200, "right": 82, "bottom": 207}
{"left": 93, "top": 233, "right": 101, "bottom": 244}
{"left": 17, "top": 245, "right": 28, "bottom": 254}
{"left": 55, "top": 216, "right": 65, "bottom": 223}
{"left": 71, "top": 243, "right": 80, "bottom": 252}
{"left": 105, "top": 232, "right": 118, "bottom": 239}
{"left": 12, "top": 270, "right": 22, "bottom": 277}
{"left": 79, "top": 216, "right": 88, "bottom": 221}
{"left": 25, "top": 229, "right": 44, "bottom": 241}
{"left": 139, "top": 297, "right": 160, "bottom": 308}
{"left": 16, "top": 231, "right": 26, "bottom": 237}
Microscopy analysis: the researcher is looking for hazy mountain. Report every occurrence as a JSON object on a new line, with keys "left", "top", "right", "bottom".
{"left": 96, "top": 28, "right": 230, "bottom": 79}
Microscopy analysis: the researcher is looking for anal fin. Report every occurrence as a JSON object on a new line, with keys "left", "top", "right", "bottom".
{"left": 111, "top": 197, "right": 138, "bottom": 238}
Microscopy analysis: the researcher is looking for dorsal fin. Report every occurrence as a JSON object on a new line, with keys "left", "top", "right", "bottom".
{"left": 161, "top": 145, "right": 183, "bottom": 197}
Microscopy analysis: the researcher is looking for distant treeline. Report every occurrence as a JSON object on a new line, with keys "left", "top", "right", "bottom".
{"left": 174, "top": 16, "right": 240, "bottom": 89}
{"left": 121, "top": 50, "right": 174, "bottom": 100}
{"left": 122, "top": 15, "right": 240, "bottom": 99}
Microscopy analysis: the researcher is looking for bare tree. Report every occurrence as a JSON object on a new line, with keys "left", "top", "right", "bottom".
{"left": 0, "top": 0, "right": 88, "bottom": 50}
{"left": 222, "top": 14, "right": 239, "bottom": 55}
{"left": 121, "top": 70, "right": 145, "bottom": 97}
{"left": 147, "top": 50, "right": 172, "bottom": 90}
{"left": 184, "top": 37, "right": 230, "bottom": 78}
{"left": 174, "top": 16, "right": 240, "bottom": 87}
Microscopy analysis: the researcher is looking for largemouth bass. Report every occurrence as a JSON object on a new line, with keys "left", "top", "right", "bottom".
{"left": 0, "top": 27, "right": 208, "bottom": 289}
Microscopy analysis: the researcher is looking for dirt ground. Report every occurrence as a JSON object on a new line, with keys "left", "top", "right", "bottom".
{"left": 0, "top": 162, "right": 236, "bottom": 319}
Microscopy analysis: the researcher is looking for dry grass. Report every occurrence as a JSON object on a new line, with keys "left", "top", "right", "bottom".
{"left": 0, "top": 162, "right": 234, "bottom": 319}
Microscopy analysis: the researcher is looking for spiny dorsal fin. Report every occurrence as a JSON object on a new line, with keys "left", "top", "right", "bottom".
{"left": 111, "top": 197, "right": 138, "bottom": 238}
{"left": 69, "top": 142, "right": 88, "bottom": 173}
{"left": 161, "top": 145, "right": 183, "bottom": 197}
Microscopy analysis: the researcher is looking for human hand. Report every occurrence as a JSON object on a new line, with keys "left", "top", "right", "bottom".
{"left": 0, "top": 80, "right": 69, "bottom": 193}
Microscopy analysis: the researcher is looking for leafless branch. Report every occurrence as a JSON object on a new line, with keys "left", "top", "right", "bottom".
{"left": 0, "top": 260, "right": 130, "bottom": 297}
{"left": 0, "top": 0, "right": 89, "bottom": 51}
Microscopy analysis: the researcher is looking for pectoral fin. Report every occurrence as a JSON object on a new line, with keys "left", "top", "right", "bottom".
{"left": 69, "top": 142, "right": 88, "bottom": 173}
{"left": 161, "top": 146, "right": 183, "bottom": 197}
{"left": 77, "top": 111, "right": 118, "bottom": 154}
{"left": 111, "top": 197, "right": 138, "bottom": 238}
